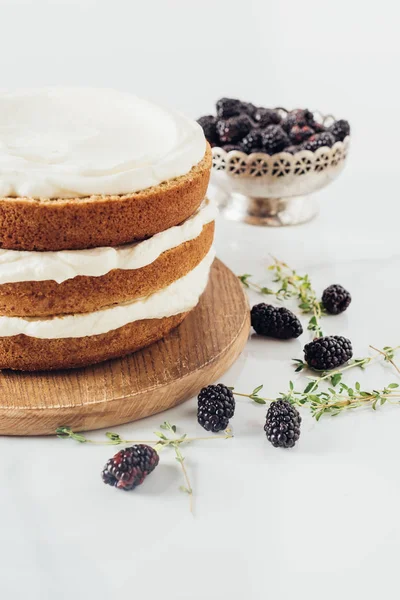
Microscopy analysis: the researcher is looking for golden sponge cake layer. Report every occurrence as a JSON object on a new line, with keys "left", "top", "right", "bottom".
{"left": 0, "top": 145, "right": 211, "bottom": 252}
{"left": 0, "top": 312, "right": 189, "bottom": 371}
{"left": 0, "top": 222, "right": 214, "bottom": 317}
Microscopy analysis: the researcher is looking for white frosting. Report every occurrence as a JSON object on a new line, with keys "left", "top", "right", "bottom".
{"left": 0, "top": 249, "right": 215, "bottom": 339}
{"left": 0, "top": 199, "right": 216, "bottom": 284}
{"left": 0, "top": 88, "right": 206, "bottom": 199}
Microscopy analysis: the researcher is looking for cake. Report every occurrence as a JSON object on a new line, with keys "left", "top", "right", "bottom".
{"left": 0, "top": 88, "right": 214, "bottom": 370}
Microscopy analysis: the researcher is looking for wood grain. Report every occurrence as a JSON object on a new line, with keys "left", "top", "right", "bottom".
{"left": 0, "top": 259, "right": 250, "bottom": 436}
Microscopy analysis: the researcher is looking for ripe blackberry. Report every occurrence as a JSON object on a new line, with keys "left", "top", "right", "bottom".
{"left": 302, "top": 132, "right": 336, "bottom": 151}
{"left": 312, "top": 121, "right": 326, "bottom": 133}
{"left": 241, "top": 102, "right": 258, "bottom": 118}
{"left": 216, "top": 115, "right": 252, "bottom": 144}
{"left": 329, "top": 119, "right": 350, "bottom": 142}
{"left": 251, "top": 304, "right": 303, "bottom": 339}
{"left": 289, "top": 125, "right": 314, "bottom": 144}
{"left": 102, "top": 445, "right": 159, "bottom": 491}
{"left": 197, "top": 115, "right": 219, "bottom": 145}
{"left": 197, "top": 383, "right": 235, "bottom": 432}
{"left": 216, "top": 97, "right": 243, "bottom": 119}
{"left": 322, "top": 284, "right": 352, "bottom": 315}
{"left": 282, "top": 109, "right": 314, "bottom": 132}
{"left": 240, "top": 130, "right": 263, "bottom": 153}
{"left": 253, "top": 108, "right": 281, "bottom": 128}
{"left": 304, "top": 335, "right": 353, "bottom": 371}
{"left": 264, "top": 400, "right": 301, "bottom": 448}
{"left": 261, "top": 125, "right": 290, "bottom": 154}
{"left": 223, "top": 144, "right": 242, "bottom": 152}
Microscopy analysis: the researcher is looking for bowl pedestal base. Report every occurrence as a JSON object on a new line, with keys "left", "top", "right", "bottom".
{"left": 215, "top": 191, "right": 319, "bottom": 227}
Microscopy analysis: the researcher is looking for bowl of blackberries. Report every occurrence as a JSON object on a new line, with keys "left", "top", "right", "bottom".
{"left": 197, "top": 98, "right": 350, "bottom": 226}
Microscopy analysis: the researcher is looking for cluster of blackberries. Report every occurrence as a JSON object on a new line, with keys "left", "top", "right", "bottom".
{"left": 195, "top": 282, "right": 353, "bottom": 448}
{"left": 250, "top": 283, "right": 352, "bottom": 372}
{"left": 197, "top": 97, "right": 350, "bottom": 155}
{"left": 197, "top": 383, "right": 302, "bottom": 450}
{"left": 251, "top": 283, "right": 351, "bottom": 339}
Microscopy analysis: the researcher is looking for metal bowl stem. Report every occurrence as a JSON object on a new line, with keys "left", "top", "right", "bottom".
{"left": 213, "top": 190, "right": 319, "bottom": 227}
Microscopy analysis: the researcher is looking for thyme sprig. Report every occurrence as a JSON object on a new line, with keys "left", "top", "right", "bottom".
{"left": 239, "top": 258, "right": 325, "bottom": 337}
{"left": 238, "top": 274, "right": 275, "bottom": 297}
{"left": 231, "top": 345, "right": 400, "bottom": 419}
{"left": 232, "top": 381, "right": 400, "bottom": 420}
{"left": 56, "top": 423, "right": 232, "bottom": 447}
{"left": 57, "top": 421, "right": 233, "bottom": 512}
{"left": 281, "top": 377, "right": 400, "bottom": 420}
{"left": 370, "top": 345, "right": 400, "bottom": 375}
{"left": 157, "top": 421, "right": 194, "bottom": 512}
{"left": 269, "top": 258, "right": 324, "bottom": 337}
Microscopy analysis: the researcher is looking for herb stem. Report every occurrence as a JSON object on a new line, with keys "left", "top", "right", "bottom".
{"left": 57, "top": 427, "right": 233, "bottom": 447}
{"left": 89, "top": 438, "right": 156, "bottom": 445}
{"left": 317, "top": 393, "right": 400, "bottom": 410}
{"left": 233, "top": 391, "right": 274, "bottom": 403}
{"left": 269, "top": 257, "right": 324, "bottom": 337}
{"left": 369, "top": 345, "right": 400, "bottom": 375}
{"left": 306, "top": 358, "right": 371, "bottom": 392}
{"left": 173, "top": 444, "right": 193, "bottom": 514}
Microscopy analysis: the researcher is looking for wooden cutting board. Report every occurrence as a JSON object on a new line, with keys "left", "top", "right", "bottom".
{"left": 0, "top": 259, "right": 250, "bottom": 435}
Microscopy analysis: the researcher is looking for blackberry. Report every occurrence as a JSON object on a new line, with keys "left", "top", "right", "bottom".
{"left": 197, "top": 383, "right": 235, "bottom": 432}
{"left": 251, "top": 304, "right": 303, "bottom": 339}
{"left": 241, "top": 102, "right": 258, "bottom": 118}
{"left": 289, "top": 125, "right": 314, "bottom": 144}
{"left": 216, "top": 97, "right": 243, "bottom": 119}
{"left": 240, "top": 130, "right": 263, "bottom": 153}
{"left": 253, "top": 108, "right": 281, "bottom": 128}
{"left": 329, "top": 119, "right": 350, "bottom": 142}
{"left": 223, "top": 144, "right": 242, "bottom": 152}
{"left": 216, "top": 115, "right": 252, "bottom": 144}
{"left": 261, "top": 125, "right": 290, "bottom": 154}
{"left": 264, "top": 400, "right": 301, "bottom": 448}
{"left": 312, "top": 121, "right": 326, "bottom": 133}
{"left": 197, "top": 115, "right": 219, "bottom": 145}
{"left": 282, "top": 109, "right": 314, "bottom": 132}
{"left": 304, "top": 335, "right": 353, "bottom": 371}
{"left": 321, "top": 284, "right": 352, "bottom": 315}
{"left": 302, "top": 132, "right": 335, "bottom": 151}
{"left": 102, "top": 445, "right": 159, "bottom": 491}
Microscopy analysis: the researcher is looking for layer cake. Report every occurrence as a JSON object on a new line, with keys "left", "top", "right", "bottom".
{"left": 0, "top": 88, "right": 214, "bottom": 370}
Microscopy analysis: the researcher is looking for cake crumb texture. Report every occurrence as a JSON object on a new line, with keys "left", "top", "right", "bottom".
{"left": 0, "top": 222, "right": 214, "bottom": 317}
{"left": 0, "top": 146, "right": 211, "bottom": 251}
{"left": 0, "top": 311, "right": 190, "bottom": 371}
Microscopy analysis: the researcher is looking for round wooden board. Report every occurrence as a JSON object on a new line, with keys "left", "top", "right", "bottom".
{"left": 0, "top": 259, "right": 250, "bottom": 436}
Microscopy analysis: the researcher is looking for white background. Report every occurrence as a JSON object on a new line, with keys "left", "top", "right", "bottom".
{"left": 1, "top": 1, "right": 400, "bottom": 599}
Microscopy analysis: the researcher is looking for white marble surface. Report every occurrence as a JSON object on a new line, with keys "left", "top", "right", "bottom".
{"left": 1, "top": 0, "right": 400, "bottom": 598}
{"left": 1, "top": 166, "right": 399, "bottom": 599}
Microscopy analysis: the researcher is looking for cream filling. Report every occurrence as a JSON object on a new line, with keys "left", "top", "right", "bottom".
{"left": 0, "top": 249, "right": 215, "bottom": 339}
{"left": 0, "top": 199, "right": 216, "bottom": 284}
{"left": 0, "top": 88, "right": 206, "bottom": 198}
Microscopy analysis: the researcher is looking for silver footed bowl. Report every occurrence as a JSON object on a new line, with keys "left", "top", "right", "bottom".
{"left": 210, "top": 110, "right": 350, "bottom": 226}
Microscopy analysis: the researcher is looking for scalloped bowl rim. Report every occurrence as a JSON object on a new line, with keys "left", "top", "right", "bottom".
{"left": 212, "top": 135, "right": 350, "bottom": 161}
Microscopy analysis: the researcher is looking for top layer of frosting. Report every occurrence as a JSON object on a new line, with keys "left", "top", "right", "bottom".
{"left": 0, "top": 88, "right": 206, "bottom": 199}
